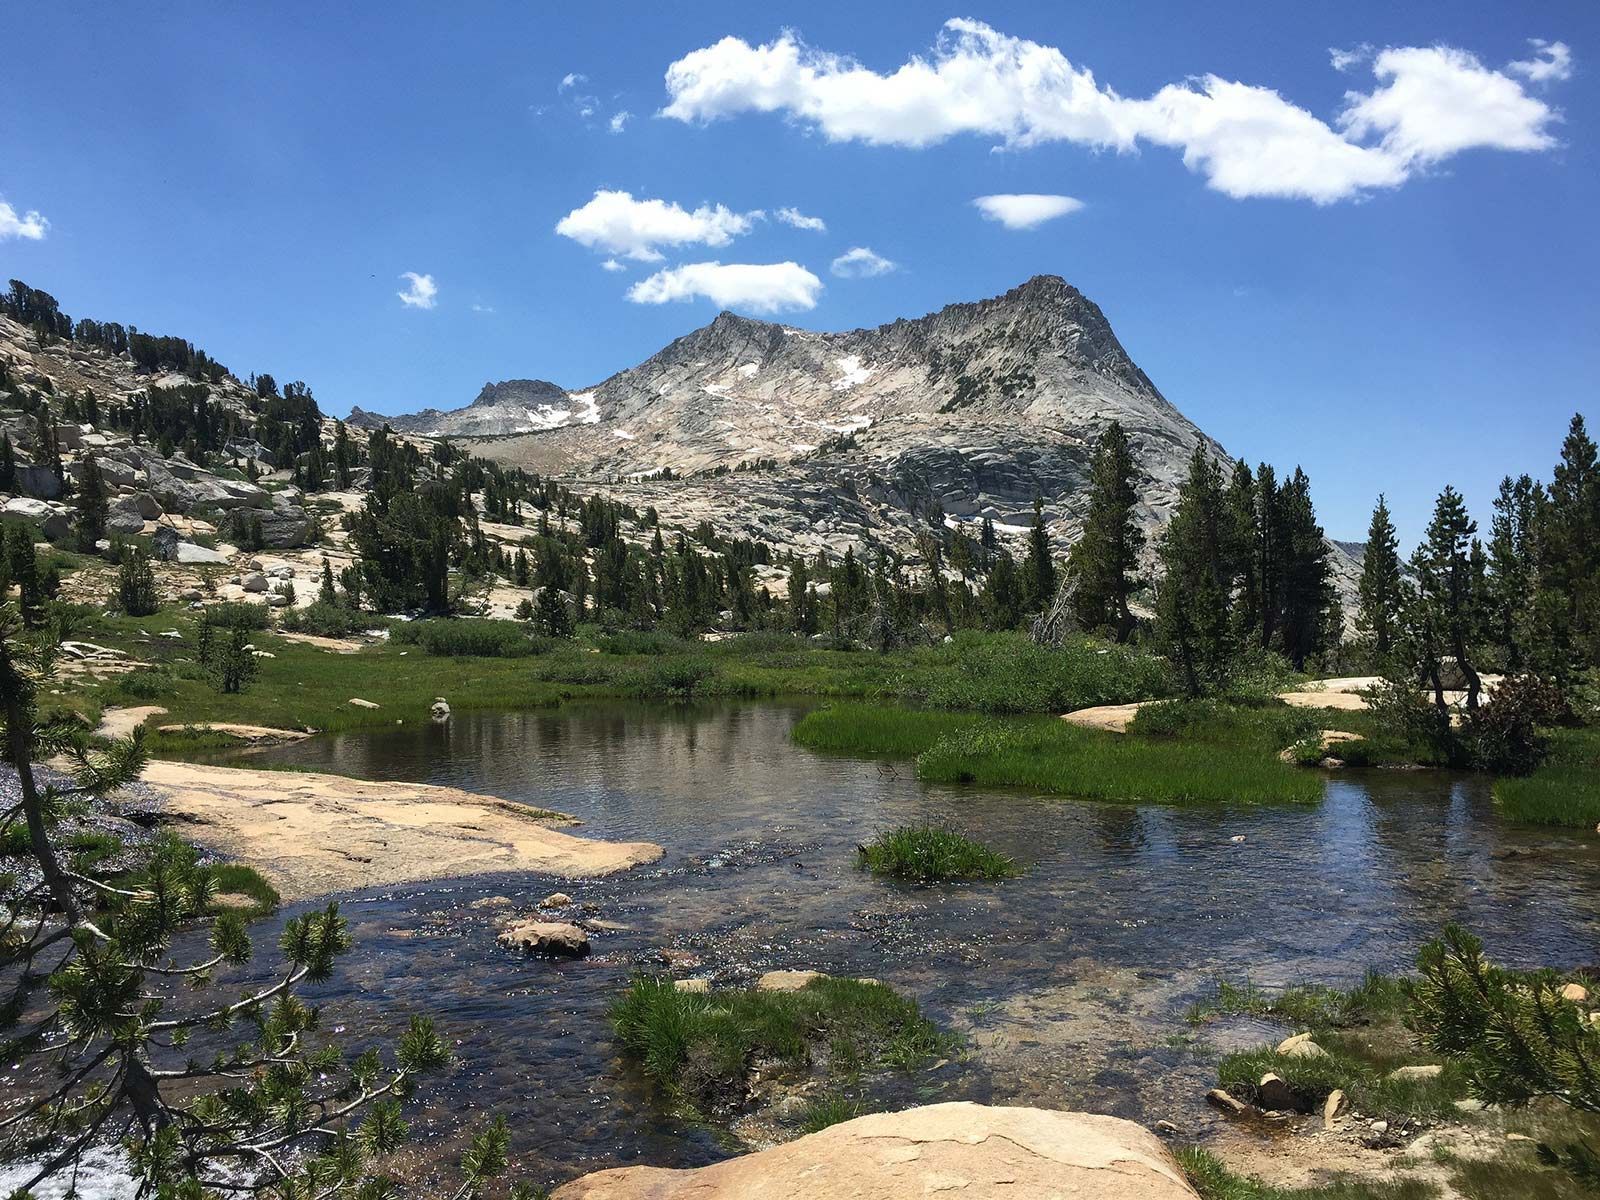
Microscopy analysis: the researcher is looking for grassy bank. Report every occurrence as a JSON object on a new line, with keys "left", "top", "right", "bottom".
{"left": 49, "top": 608, "right": 1178, "bottom": 748}
{"left": 791, "top": 706, "right": 985, "bottom": 756}
{"left": 1494, "top": 727, "right": 1600, "bottom": 828}
{"left": 917, "top": 719, "right": 1322, "bottom": 805}
{"left": 609, "top": 975, "right": 954, "bottom": 1119}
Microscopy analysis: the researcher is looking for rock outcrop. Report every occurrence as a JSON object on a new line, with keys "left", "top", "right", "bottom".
{"left": 548, "top": 1102, "right": 1198, "bottom": 1200}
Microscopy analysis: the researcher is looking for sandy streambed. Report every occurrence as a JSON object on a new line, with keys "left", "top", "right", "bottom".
{"left": 140, "top": 760, "right": 665, "bottom": 900}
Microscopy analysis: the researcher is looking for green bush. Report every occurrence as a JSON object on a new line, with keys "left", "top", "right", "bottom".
{"left": 596, "top": 629, "right": 688, "bottom": 656}
{"left": 857, "top": 825, "right": 1017, "bottom": 882}
{"left": 115, "top": 669, "right": 173, "bottom": 701}
{"left": 629, "top": 657, "right": 715, "bottom": 698}
{"left": 281, "top": 600, "right": 364, "bottom": 639}
{"left": 399, "top": 619, "right": 546, "bottom": 658}
{"left": 199, "top": 601, "right": 271, "bottom": 631}
{"left": 901, "top": 632, "right": 1172, "bottom": 714}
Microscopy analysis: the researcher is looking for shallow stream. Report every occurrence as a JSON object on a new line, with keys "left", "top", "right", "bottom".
{"left": 198, "top": 701, "right": 1600, "bottom": 1189}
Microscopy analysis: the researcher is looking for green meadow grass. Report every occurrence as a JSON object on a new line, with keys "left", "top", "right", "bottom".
{"left": 1494, "top": 727, "right": 1600, "bottom": 828}
{"left": 609, "top": 975, "right": 954, "bottom": 1115}
{"left": 1177, "top": 1147, "right": 1437, "bottom": 1200}
{"left": 791, "top": 705, "right": 985, "bottom": 756}
{"left": 917, "top": 719, "right": 1322, "bottom": 806}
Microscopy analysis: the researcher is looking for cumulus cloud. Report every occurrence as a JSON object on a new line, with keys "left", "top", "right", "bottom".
{"left": 1508, "top": 38, "right": 1573, "bottom": 84}
{"left": 0, "top": 200, "right": 49, "bottom": 241}
{"left": 973, "top": 193, "right": 1084, "bottom": 229}
{"left": 775, "top": 206, "right": 827, "bottom": 232}
{"left": 556, "top": 189, "right": 758, "bottom": 261}
{"left": 397, "top": 272, "right": 438, "bottom": 309}
{"left": 600, "top": 258, "right": 627, "bottom": 272}
{"left": 829, "top": 246, "right": 896, "bottom": 277}
{"left": 660, "top": 20, "right": 1571, "bottom": 203}
{"left": 626, "top": 261, "right": 823, "bottom": 312}
{"left": 470, "top": 302, "right": 495, "bottom": 314}
{"left": 609, "top": 110, "right": 632, "bottom": 133}
{"left": 559, "top": 72, "right": 587, "bottom": 91}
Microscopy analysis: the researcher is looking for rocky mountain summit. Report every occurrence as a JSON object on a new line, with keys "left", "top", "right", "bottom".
{"left": 349, "top": 378, "right": 585, "bottom": 438}
{"left": 369, "top": 276, "right": 1259, "bottom": 566}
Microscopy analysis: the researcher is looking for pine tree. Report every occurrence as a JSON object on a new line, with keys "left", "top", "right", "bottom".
{"left": 1277, "top": 467, "right": 1334, "bottom": 669}
{"left": 980, "top": 551, "right": 1023, "bottom": 630}
{"left": 788, "top": 557, "right": 817, "bottom": 634}
{"left": 73, "top": 454, "right": 108, "bottom": 550}
{"left": 6, "top": 525, "right": 45, "bottom": 626}
{"left": 1545, "top": 413, "right": 1600, "bottom": 661}
{"left": 534, "top": 583, "right": 573, "bottom": 637}
{"left": 1485, "top": 475, "right": 1540, "bottom": 669}
{"left": 1020, "top": 496, "right": 1056, "bottom": 613}
{"left": 117, "top": 548, "right": 159, "bottom": 616}
{"left": 1356, "top": 494, "right": 1404, "bottom": 661}
{"left": 319, "top": 555, "right": 338, "bottom": 605}
{"left": 1409, "top": 486, "right": 1485, "bottom": 712}
{"left": 1223, "top": 461, "right": 1260, "bottom": 641}
{"left": 1155, "top": 447, "right": 1233, "bottom": 695}
{"left": 1067, "top": 421, "right": 1145, "bottom": 641}
{"left": 0, "top": 432, "right": 15, "bottom": 491}
{"left": 213, "top": 625, "right": 259, "bottom": 694}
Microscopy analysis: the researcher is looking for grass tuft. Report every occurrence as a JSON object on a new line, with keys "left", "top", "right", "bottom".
{"left": 1494, "top": 728, "right": 1600, "bottom": 828}
{"left": 857, "top": 825, "right": 1017, "bottom": 883}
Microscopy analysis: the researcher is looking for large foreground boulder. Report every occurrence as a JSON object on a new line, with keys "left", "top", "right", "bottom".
{"left": 548, "top": 1102, "right": 1198, "bottom": 1200}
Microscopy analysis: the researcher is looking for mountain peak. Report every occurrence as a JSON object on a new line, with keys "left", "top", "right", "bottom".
{"left": 471, "top": 379, "right": 567, "bottom": 409}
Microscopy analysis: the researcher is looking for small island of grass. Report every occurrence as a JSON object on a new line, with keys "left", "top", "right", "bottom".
{"left": 857, "top": 824, "right": 1018, "bottom": 882}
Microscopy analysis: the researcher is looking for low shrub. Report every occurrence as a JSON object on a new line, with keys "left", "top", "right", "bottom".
{"left": 596, "top": 629, "right": 689, "bottom": 656}
{"left": 857, "top": 825, "right": 1017, "bottom": 882}
{"left": 629, "top": 657, "right": 715, "bottom": 699}
{"left": 400, "top": 619, "right": 546, "bottom": 658}
{"left": 115, "top": 668, "right": 173, "bottom": 701}
{"left": 199, "top": 601, "right": 271, "bottom": 631}
{"left": 280, "top": 600, "right": 364, "bottom": 639}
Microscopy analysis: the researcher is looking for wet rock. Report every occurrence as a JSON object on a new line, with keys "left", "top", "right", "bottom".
{"left": 546, "top": 1102, "right": 1201, "bottom": 1200}
{"left": 540, "top": 891, "right": 573, "bottom": 908}
{"left": 1255, "top": 1073, "right": 1306, "bottom": 1113}
{"left": 497, "top": 919, "right": 591, "bottom": 959}
{"left": 659, "top": 948, "right": 703, "bottom": 970}
{"left": 1387, "top": 1064, "right": 1443, "bottom": 1083}
{"left": 757, "top": 969, "right": 827, "bottom": 991}
{"left": 430, "top": 697, "right": 451, "bottom": 723}
{"left": 1204, "top": 1089, "right": 1255, "bottom": 1118}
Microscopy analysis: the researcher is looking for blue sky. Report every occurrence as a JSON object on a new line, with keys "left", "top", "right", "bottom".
{"left": 1, "top": 2, "right": 1595, "bottom": 543}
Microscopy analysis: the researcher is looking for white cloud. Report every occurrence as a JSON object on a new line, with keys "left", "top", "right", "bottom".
{"left": 973, "top": 193, "right": 1083, "bottom": 229}
{"left": 559, "top": 72, "right": 587, "bottom": 92}
{"left": 0, "top": 200, "right": 49, "bottom": 241}
{"left": 829, "top": 246, "right": 896, "bottom": 277}
{"left": 397, "top": 272, "right": 438, "bottom": 309}
{"left": 626, "top": 261, "right": 823, "bottom": 312}
{"left": 470, "top": 302, "right": 495, "bottom": 314}
{"left": 600, "top": 258, "right": 627, "bottom": 272}
{"left": 556, "top": 189, "right": 758, "bottom": 261}
{"left": 661, "top": 20, "right": 1571, "bottom": 204}
{"left": 1507, "top": 39, "right": 1573, "bottom": 84}
{"left": 1339, "top": 45, "right": 1561, "bottom": 166}
{"left": 1329, "top": 44, "right": 1373, "bottom": 73}
{"left": 609, "top": 110, "right": 632, "bottom": 133}
{"left": 775, "top": 206, "right": 826, "bottom": 232}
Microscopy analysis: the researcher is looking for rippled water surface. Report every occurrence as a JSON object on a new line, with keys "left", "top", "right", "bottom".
{"left": 206, "top": 702, "right": 1600, "bottom": 1189}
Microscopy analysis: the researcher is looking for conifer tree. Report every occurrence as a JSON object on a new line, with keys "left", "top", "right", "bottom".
{"left": 1409, "top": 485, "right": 1485, "bottom": 712}
{"left": 1066, "top": 421, "right": 1144, "bottom": 641}
{"left": 1356, "top": 494, "right": 1404, "bottom": 661}
{"left": 535, "top": 583, "right": 574, "bottom": 637}
{"left": 73, "top": 454, "right": 108, "bottom": 550}
{"left": 1276, "top": 467, "right": 1334, "bottom": 669}
{"left": 1545, "top": 413, "right": 1600, "bottom": 661}
{"left": 0, "top": 431, "right": 15, "bottom": 491}
{"left": 1155, "top": 447, "right": 1233, "bottom": 695}
{"left": 117, "top": 547, "right": 159, "bottom": 616}
{"left": 980, "top": 551, "right": 1023, "bottom": 630}
{"left": 319, "top": 554, "right": 338, "bottom": 604}
{"left": 1020, "top": 496, "right": 1056, "bottom": 613}
{"left": 1485, "top": 475, "right": 1540, "bottom": 669}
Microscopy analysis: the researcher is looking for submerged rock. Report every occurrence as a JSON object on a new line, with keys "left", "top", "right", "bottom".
{"left": 547, "top": 1102, "right": 1200, "bottom": 1200}
{"left": 498, "top": 919, "right": 591, "bottom": 959}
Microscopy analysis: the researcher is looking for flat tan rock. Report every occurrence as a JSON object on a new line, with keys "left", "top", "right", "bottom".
{"left": 139, "top": 760, "right": 664, "bottom": 900}
{"left": 276, "top": 631, "right": 366, "bottom": 654}
{"left": 549, "top": 1102, "right": 1198, "bottom": 1200}
{"left": 95, "top": 705, "right": 167, "bottom": 740}
{"left": 1060, "top": 703, "right": 1145, "bottom": 733}
{"left": 157, "top": 722, "right": 310, "bottom": 743}
{"left": 757, "top": 969, "right": 828, "bottom": 991}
